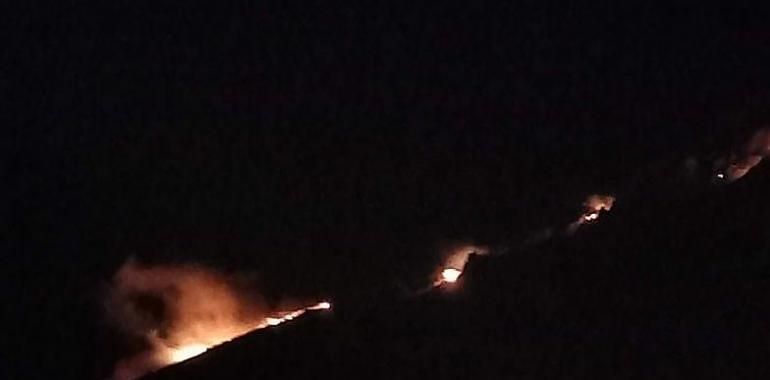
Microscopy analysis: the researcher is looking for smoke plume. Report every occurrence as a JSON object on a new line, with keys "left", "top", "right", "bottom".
{"left": 106, "top": 259, "right": 328, "bottom": 380}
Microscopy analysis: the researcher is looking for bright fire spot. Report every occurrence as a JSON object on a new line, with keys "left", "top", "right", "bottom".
{"left": 440, "top": 268, "right": 463, "bottom": 283}
{"left": 166, "top": 344, "right": 208, "bottom": 363}
{"left": 309, "top": 301, "right": 332, "bottom": 310}
{"left": 567, "top": 194, "right": 615, "bottom": 234}
{"left": 433, "top": 243, "right": 488, "bottom": 287}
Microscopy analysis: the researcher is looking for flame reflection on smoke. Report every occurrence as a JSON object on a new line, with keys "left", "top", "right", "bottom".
{"left": 433, "top": 243, "right": 488, "bottom": 287}
{"left": 567, "top": 194, "right": 615, "bottom": 234}
{"left": 144, "top": 300, "right": 332, "bottom": 373}
{"left": 107, "top": 260, "right": 331, "bottom": 380}
{"left": 309, "top": 301, "right": 332, "bottom": 310}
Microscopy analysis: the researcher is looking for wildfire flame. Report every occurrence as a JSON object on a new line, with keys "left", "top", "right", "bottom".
{"left": 583, "top": 212, "right": 600, "bottom": 222}
{"left": 157, "top": 300, "right": 332, "bottom": 365}
{"left": 434, "top": 243, "right": 488, "bottom": 287}
{"left": 165, "top": 343, "right": 208, "bottom": 364}
{"left": 309, "top": 301, "right": 332, "bottom": 310}
{"left": 440, "top": 268, "right": 463, "bottom": 283}
{"left": 567, "top": 194, "right": 615, "bottom": 234}
{"left": 107, "top": 260, "right": 331, "bottom": 380}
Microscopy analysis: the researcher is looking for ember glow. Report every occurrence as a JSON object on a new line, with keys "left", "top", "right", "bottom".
{"left": 107, "top": 260, "right": 330, "bottom": 380}
{"left": 434, "top": 243, "right": 488, "bottom": 287}
{"left": 583, "top": 212, "right": 599, "bottom": 222}
{"left": 309, "top": 301, "right": 332, "bottom": 310}
{"left": 148, "top": 301, "right": 331, "bottom": 370}
{"left": 166, "top": 343, "right": 208, "bottom": 363}
{"left": 567, "top": 194, "right": 615, "bottom": 234}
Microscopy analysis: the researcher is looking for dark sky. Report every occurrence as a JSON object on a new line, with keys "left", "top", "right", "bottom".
{"left": 8, "top": 3, "right": 770, "bottom": 378}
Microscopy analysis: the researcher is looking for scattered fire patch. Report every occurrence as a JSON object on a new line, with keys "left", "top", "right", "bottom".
{"left": 434, "top": 243, "right": 488, "bottom": 287}
{"left": 567, "top": 194, "right": 615, "bottom": 234}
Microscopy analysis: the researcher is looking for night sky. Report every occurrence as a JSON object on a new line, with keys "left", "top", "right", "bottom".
{"left": 9, "top": 3, "right": 770, "bottom": 378}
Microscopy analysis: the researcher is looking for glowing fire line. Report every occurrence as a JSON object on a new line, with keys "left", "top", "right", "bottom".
{"left": 159, "top": 301, "right": 332, "bottom": 366}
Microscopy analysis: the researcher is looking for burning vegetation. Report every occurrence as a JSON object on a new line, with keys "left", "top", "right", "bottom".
{"left": 567, "top": 194, "right": 615, "bottom": 234}
{"left": 106, "top": 260, "right": 330, "bottom": 380}
{"left": 434, "top": 243, "right": 489, "bottom": 287}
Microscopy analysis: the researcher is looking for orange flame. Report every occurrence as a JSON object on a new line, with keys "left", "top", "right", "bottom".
{"left": 567, "top": 194, "right": 615, "bottom": 234}
{"left": 108, "top": 260, "right": 330, "bottom": 380}
{"left": 434, "top": 243, "right": 488, "bottom": 287}
{"left": 161, "top": 300, "right": 331, "bottom": 364}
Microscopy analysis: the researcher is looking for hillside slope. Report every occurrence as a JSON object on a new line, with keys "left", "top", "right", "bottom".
{"left": 146, "top": 167, "right": 770, "bottom": 379}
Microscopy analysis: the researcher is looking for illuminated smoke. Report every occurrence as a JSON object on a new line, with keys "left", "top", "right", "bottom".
{"left": 715, "top": 128, "right": 770, "bottom": 182}
{"left": 567, "top": 194, "right": 615, "bottom": 234}
{"left": 434, "top": 242, "right": 489, "bottom": 287}
{"left": 106, "top": 260, "right": 330, "bottom": 380}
